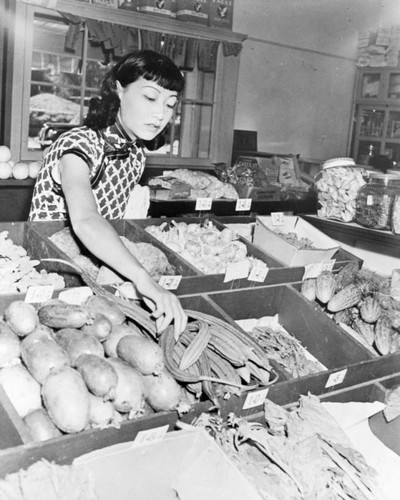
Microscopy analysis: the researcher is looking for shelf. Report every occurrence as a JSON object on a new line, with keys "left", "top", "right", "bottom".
{"left": 149, "top": 197, "right": 318, "bottom": 218}
{"left": 24, "top": 0, "right": 247, "bottom": 43}
{"left": 303, "top": 215, "right": 400, "bottom": 259}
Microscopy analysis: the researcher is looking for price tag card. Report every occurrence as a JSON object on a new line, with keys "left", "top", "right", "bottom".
{"left": 235, "top": 198, "right": 252, "bottom": 212}
{"left": 248, "top": 263, "right": 269, "bottom": 283}
{"left": 133, "top": 425, "right": 169, "bottom": 446}
{"left": 302, "top": 259, "right": 335, "bottom": 280}
{"left": 224, "top": 260, "right": 250, "bottom": 283}
{"left": 325, "top": 368, "right": 347, "bottom": 388}
{"left": 58, "top": 286, "right": 93, "bottom": 305}
{"left": 195, "top": 197, "right": 212, "bottom": 211}
{"left": 242, "top": 388, "right": 269, "bottom": 410}
{"left": 159, "top": 275, "right": 182, "bottom": 290}
{"left": 271, "top": 212, "right": 285, "bottom": 226}
{"left": 25, "top": 285, "right": 54, "bottom": 304}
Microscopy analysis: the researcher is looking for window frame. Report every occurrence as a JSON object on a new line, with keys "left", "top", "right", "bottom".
{"left": 6, "top": 0, "right": 246, "bottom": 170}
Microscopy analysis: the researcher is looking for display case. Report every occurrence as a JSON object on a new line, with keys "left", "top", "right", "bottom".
{"left": 350, "top": 68, "right": 400, "bottom": 168}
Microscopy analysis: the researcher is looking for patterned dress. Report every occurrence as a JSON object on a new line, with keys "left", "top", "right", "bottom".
{"left": 29, "top": 118, "right": 146, "bottom": 221}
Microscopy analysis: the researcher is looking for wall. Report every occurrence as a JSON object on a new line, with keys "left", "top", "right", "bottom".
{"left": 233, "top": 0, "right": 400, "bottom": 162}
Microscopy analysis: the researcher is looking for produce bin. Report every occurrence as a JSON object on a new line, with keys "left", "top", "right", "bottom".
{"left": 28, "top": 219, "right": 198, "bottom": 287}
{"left": 127, "top": 216, "right": 306, "bottom": 293}
{"left": 0, "top": 222, "right": 68, "bottom": 299}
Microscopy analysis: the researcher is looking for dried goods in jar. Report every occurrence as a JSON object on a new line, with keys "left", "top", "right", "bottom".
{"left": 315, "top": 158, "right": 367, "bottom": 222}
{"left": 355, "top": 173, "right": 400, "bottom": 230}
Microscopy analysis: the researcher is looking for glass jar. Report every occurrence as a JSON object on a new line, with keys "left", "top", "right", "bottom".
{"left": 314, "top": 158, "right": 368, "bottom": 222}
{"left": 391, "top": 194, "right": 400, "bottom": 234}
{"left": 355, "top": 173, "right": 400, "bottom": 230}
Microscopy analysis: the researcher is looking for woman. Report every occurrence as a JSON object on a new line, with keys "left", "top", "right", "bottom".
{"left": 29, "top": 50, "right": 187, "bottom": 337}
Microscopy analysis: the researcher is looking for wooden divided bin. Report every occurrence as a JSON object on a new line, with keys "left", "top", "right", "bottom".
{"left": 192, "top": 285, "right": 400, "bottom": 411}
{"left": 0, "top": 222, "right": 72, "bottom": 299}
{"left": 128, "top": 216, "right": 306, "bottom": 294}
{"left": 28, "top": 219, "right": 199, "bottom": 289}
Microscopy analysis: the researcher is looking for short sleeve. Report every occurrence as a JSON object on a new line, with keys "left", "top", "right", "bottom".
{"left": 45, "top": 127, "right": 104, "bottom": 185}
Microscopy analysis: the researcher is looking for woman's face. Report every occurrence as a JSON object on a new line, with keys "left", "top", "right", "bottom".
{"left": 116, "top": 77, "right": 178, "bottom": 141}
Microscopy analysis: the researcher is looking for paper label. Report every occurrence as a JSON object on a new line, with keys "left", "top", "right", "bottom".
{"left": 235, "top": 198, "right": 252, "bottom": 212}
{"left": 271, "top": 212, "right": 285, "bottom": 226}
{"left": 243, "top": 388, "right": 269, "bottom": 409}
{"left": 248, "top": 263, "right": 269, "bottom": 282}
{"left": 58, "top": 287, "right": 93, "bottom": 305}
{"left": 133, "top": 425, "right": 169, "bottom": 446}
{"left": 195, "top": 197, "right": 212, "bottom": 211}
{"left": 366, "top": 195, "right": 374, "bottom": 206}
{"left": 325, "top": 368, "right": 347, "bottom": 388}
{"left": 25, "top": 285, "right": 54, "bottom": 303}
{"left": 224, "top": 260, "right": 250, "bottom": 283}
{"left": 303, "top": 260, "right": 336, "bottom": 279}
{"left": 159, "top": 275, "right": 182, "bottom": 290}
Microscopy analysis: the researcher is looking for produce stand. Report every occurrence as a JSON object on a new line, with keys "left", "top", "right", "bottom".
{"left": 1, "top": 217, "right": 399, "bottom": 490}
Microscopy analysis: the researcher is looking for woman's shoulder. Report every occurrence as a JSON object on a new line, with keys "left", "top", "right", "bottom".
{"left": 46, "top": 126, "right": 103, "bottom": 156}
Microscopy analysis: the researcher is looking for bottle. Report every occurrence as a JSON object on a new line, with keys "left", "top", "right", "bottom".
{"left": 355, "top": 173, "right": 400, "bottom": 230}
{"left": 367, "top": 145, "right": 374, "bottom": 165}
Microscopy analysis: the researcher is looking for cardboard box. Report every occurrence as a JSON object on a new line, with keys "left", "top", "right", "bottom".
{"left": 253, "top": 215, "right": 340, "bottom": 267}
{"left": 74, "top": 428, "right": 262, "bottom": 499}
{"left": 208, "top": 0, "right": 233, "bottom": 29}
{"left": 233, "top": 184, "right": 281, "bottom": 201}
{"left": 176, "top": 0, "right": 209, "bottom": 25}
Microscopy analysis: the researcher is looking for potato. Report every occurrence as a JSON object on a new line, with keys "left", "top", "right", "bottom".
{"left": 24, "top": 408, "right": 62, "bottom": 442}
{"left": 21, "top": 337, "right": 70, "bottom": 384}
{"left": 53, "top": 328, "right": 104, "bottom": 365}
{"left": 4, "top": 301, "right": 38, "bottom": 337}
{"left": 88, "top": 394, "right": 117, "bottom": 428}
{"left": 84, "top": 295, "right": 125, "bottom": 326}
{"left": 0, "top": 365, "right": 42, "bottom": 418}
{"left": 42, "top": 367, "right": 90, "bottom": 433}
{"left": 107, "top": 358, "right": 144, "bottom": 415}
{"left": 81, "top": 313, "right": 113, "bottom": 342}
{"left": 75, "top": 354, "right": 117, "bottom": 400}
{"left": 103, "top": 323, "right": 143, "bottom": 357}
{"left": 0, "top": 322, "right": 21, "bottom": 368}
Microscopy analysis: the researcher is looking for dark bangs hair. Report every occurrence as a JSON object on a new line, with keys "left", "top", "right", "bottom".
{"left": 84, "top": 50, "right": 184, "bottom": 131}
{"left": 115, "top": 50, "right": 184, "bottom": 93}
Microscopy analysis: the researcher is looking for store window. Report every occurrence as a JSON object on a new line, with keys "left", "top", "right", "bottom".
{"left": 26, "top": 11, "right": 215, "bottom": 160}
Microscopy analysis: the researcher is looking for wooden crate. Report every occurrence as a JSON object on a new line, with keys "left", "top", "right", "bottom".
{"left": 28, "top": 219, "right": 199, "bottom": 287}
{"left": 0, "top": 288, "right": 399, "bottom": 476}
{"left": 128, "top": 216, "right": 307, "bottom": 294}
{"left": 0, "top": 222, "right": 75, "bottom": 302}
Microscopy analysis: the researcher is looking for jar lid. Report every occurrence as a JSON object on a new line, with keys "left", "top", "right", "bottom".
{"left": 369, "top": 172, "right": 400, "bottom": 182}
{"left": 321, "top": 157, "right": 356, "bottom": 169}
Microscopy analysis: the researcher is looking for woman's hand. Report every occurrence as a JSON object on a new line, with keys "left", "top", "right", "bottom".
{"left": 135, "top": 269, "right": 188, "bottom": 338}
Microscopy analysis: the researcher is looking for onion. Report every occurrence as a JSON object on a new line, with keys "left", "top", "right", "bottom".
{"left": 116, "top": 335, "right": 165, "bottom": 375}
{"left": 143, "top": 371, "right": 181, "bottom": 412}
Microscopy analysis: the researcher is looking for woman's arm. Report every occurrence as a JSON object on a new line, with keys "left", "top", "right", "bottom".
{"left": 59, "top": 153, "right": 187, "bottom": 336}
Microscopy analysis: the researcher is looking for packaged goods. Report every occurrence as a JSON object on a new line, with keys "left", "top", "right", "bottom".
{"left": 138, "top": 0, "right": 176, "bottom": 18}
{"left": 176, "top": 0, "right": 209, "bottom": 25}
{"left": 118, "top": 0, "right": 139, "bottom": 10}
{"left": 355, "top": 172, "right": 400, "bottom": 230}
{"left": 315, "top": 157, "right": 367, "bottom": 222}
{"left": 208, "top": 0, "right": 233, "bottom": 29}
